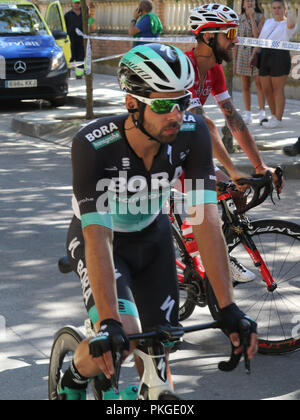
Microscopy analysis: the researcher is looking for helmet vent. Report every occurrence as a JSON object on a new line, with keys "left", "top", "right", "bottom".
{"left": 154, "top": 82, "right": 172, "bottom": 91}
{"left": 145, "top": 61, "right": 169, "bottom": 83}
{"left": 135, "top": 52, "right": 150, "bottom": 61}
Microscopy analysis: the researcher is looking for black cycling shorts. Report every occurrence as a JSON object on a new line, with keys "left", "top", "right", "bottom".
{"left": 259, "top": 49, "right": 291, "bottom": 77}
{"left": 66, "top": 214, "right": 179, "bottom": 330}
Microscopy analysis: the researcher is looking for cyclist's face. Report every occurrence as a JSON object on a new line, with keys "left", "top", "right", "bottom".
{"left": 143, "top": 91, "right": 186, "bottom": 144}
{"left": 214, "top": 31, "right": 238, "bottom": 63}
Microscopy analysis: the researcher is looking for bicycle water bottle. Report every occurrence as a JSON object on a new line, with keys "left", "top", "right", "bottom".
{"left": 181, "top": 220, "right": 205, "bottom": 278}
{"left": 181, "top": 220, "right": 199, "bottom": 258}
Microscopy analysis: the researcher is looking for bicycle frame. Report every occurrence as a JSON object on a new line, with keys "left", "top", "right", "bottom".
{"left": 84, "top": 319, "right": 222, "bottom": 400}
{"left": 127, "top": 321, "right": 222, "bottom": 400}
{"left": 170, "top": 188, "right": 278, "bottom": 293}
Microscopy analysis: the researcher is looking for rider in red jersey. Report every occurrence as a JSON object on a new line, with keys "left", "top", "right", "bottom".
{"left": 185, "top": 51, "right": 229, "bottom": 107}
{"left": 185, "top": 3, "right": 283, "bottom": 193}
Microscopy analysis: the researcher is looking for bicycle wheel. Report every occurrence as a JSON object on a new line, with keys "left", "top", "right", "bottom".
{"left": 158, "top": 391, "right": 181, "bottom": 400}
{"left": 48, "top": 326, "right": 84, "bottom": 400}
{"left": 208, "top": 219, "right": 300, "bottom": 354}
{"left": 171, "top": 222, "right": 197, "bottom": 321}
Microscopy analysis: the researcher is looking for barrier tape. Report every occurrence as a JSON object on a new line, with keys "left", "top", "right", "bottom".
{"left": 72, "top": 29, "right": 300, "bottom": 72}
{"left": 76, "top": 28, "right": 300, "bottom": 52}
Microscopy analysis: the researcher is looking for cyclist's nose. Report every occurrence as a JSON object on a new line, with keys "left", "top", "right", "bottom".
{"left": 168, "top": 104, "right": 183, "bottom": 119}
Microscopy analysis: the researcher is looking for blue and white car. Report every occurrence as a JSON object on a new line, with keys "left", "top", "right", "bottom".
{"left": 0, "top": 0, "right": 71, "bottom": 106}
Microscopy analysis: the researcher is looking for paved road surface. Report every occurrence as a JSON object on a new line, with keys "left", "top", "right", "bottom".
{"left": 0, "top": 102, "right": 299, "bottom": 400}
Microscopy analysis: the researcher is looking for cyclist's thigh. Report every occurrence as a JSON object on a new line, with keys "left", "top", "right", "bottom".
{"left": 66, "top": 216, "right": 140, "bottom": 330}
{"left": 131, "top": 214, "right": 179, "bottom": 329}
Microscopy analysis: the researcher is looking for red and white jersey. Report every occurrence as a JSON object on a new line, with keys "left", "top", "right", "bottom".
{"left": 185, "top": 49, "right": 230, "bottom": 108}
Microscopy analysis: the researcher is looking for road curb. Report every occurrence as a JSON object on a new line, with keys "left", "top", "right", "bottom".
{"left": 10, "top": 102, "right": 300, "bottom": 180}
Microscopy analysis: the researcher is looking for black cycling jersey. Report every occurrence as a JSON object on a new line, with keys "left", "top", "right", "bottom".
{"left": 68, "top": 111, "right": 217, "bottom": 329}
{"left": 72, "top": 112, "right": 217, "bottom": 233}
{"left": 67, "top": 213, "right": 180, "bottom": 329}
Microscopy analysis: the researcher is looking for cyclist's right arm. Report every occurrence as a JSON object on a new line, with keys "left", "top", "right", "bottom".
{"left": 72, "top": 135, "right": 129, "bottom": 378}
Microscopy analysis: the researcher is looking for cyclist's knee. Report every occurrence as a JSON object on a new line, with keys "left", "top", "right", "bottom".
{"left": 73, "top": 339, "right": 102, "bottom": 378}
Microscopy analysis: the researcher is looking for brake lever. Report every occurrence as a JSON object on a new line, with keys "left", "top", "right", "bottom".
{"left": 239, "top": 319, "right": 251, "bottom": 374}
{"left": 218, "top": 319, "right": 251, "bottom": 374}
{"left": 274, "top": 166, "right": 283, "bottom": 200}
{"left": 110, "top": 351, "right": 122, "bottom": 395}
{"left": 110, "top": 335, "right": 125, "bottom": 396}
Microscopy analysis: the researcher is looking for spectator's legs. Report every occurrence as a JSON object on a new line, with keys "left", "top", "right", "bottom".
{"left": 260, "top": 75, "right": 276, "bottom": 117}
{"left": 254, "top": 75, "right": 265, "bottom": 113}
{"left": 241, "top": 75, "right": 251, "bottom": 112}
{"left": 271, "top": 75, "right": 288, "bottom": 121}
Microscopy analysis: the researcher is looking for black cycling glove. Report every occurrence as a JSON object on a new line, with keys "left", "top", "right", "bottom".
{"left": 219, "top": 303, "right": 257, "bottom": 336}
{"left": 89, "top": 318, "right": 130, "bottom": 358}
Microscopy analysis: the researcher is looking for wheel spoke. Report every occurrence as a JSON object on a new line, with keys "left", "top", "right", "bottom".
{"left": 227, "top": 220, "right": 300, "bottom": 353}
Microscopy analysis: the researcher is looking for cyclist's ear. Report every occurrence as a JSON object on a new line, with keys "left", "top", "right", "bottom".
{"left": 125, "top": 95, "right": 138, "bottom": 113}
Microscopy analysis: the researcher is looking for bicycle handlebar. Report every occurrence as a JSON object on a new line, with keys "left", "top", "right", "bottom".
{"left": 218, "top": 166, "right": 283, "bottom": 215}
{"left": 125, "top": 320, "right": 252, "bottom": 374}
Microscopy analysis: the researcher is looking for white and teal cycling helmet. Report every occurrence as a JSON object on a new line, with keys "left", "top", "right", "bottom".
{"left": 118, "top": 43, "right": 194, "bottom": 97}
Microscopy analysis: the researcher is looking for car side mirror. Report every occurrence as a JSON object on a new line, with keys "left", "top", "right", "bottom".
{"left": 52, "top": 29, "right": 67, "bottom": 40}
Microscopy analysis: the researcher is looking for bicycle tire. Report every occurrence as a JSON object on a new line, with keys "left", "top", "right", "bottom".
{"left": 48, "top": 326, "right": 85, "bottom": 400}
{"left": 207, "top": 219, "right": 300, "bottom": 355}
{"left": 157, "top": 391, "right": 181, "bottom": 400}
{"left": 171, "top": 222, "right": 197, "bottom": 321}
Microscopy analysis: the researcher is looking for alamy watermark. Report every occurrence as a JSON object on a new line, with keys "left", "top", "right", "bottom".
{"left": 0, "top": 315, "right": 6, "bottom": 341}
{"left": 90, "top": 173, "right": 209, "bottom": 225}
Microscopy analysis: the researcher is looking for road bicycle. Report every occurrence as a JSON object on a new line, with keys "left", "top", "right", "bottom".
{"left": 48, "top": 303, "right": 252, "bottom": 400}
{"left": 170, "top": 168, "right": 300, "bottom": 355}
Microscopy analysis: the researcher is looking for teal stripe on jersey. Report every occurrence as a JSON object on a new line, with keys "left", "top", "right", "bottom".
{"left": 88, "top": 299, "right": 139, "bottom": 325}
{"left": 187, "top": 189, "right": 217, "bottom": 207}
{"left": 81, "top": 212, "right": 113, "bottom": 229}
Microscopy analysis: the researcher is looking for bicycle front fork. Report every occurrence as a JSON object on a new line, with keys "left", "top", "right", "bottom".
{"left": 239, "top": 232, "right": 277, "bottom": 292}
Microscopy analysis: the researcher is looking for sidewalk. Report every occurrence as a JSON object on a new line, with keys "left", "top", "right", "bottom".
{"left": 12, "top": 73, "right": 300, "bottom": 178}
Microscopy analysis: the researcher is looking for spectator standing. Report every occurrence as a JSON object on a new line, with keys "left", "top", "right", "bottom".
{"left": 65, "top": 0, "right": 85, "bottom": 79}
{"left": 257, "top": 0, "right": 297, "bottom": 128}
{"left": 129, "top": 0, "right": 163, "bottom": 47}
{"left": 234, "top": 0, "right": 266, "bottom": 125}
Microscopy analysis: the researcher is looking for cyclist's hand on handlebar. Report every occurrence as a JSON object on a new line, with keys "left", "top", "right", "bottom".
{"left": 219, "top": 303, "right": 258, "bottom": 360}
{"left": 88, "top": 318, "right": 130, "bottom": 379}
{"left": 229, "top": 169, "right": 252, "bottom": 192}
{"left": 255, "top": 164, "right": 284, "bottom": 195}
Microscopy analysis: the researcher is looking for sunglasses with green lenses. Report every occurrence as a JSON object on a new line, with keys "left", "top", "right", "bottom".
{"left": 130, "top": 92, "right": 192, "bottom": 114}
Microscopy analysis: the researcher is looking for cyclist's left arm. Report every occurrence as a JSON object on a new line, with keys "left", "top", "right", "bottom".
{"left": 184, "top": 115, "right": 258, "bottom": 358}
{"left": 218, "top": 97, "right": 284, "bottom": 193}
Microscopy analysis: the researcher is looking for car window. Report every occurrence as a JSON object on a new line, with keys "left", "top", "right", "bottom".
{"left": 0, "top": 5, "right": 48, "bottom": 35}
{"left": 46, "top": 4, "right": 63, "bottom": 32}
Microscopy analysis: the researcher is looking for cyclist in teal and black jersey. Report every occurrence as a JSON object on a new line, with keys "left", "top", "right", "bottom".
{"left": 58, "top": 43, "right": 258, "bottom": 400}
